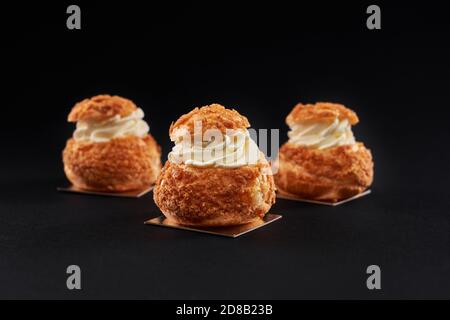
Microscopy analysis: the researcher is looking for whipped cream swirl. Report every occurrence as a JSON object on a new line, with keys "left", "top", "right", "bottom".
{"left": 288, "top": 118, "right": 355, "bottom": 149}
{"left": 73, "top": 108, "right": 150, "bottom": 142}
{"left": 168, "top": 130, "right": 260, "bottom": 168}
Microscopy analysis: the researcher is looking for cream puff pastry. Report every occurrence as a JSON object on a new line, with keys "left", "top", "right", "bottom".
{"left": 275, "top": 102, "right": 374, "bottom": 202}
{"left": 63, "top": 94, "right": 161, "bottom": 192}
{"left": 153, "top": 104, "right": 276, "bottom": 227}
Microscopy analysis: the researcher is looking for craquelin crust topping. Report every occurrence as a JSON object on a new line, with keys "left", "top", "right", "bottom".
{"left": 68, "top": 94, "right": 138, "bottom": 122}
{"left": 169, "top": 104, "right": 250, "bottom": 139}
{"left": 286, "top": 102, "right": 359, "bottom": 127}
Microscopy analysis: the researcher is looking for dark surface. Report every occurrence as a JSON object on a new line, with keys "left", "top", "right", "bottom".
{"left": 1, "top": 2, "right": 450, "bottom": 299}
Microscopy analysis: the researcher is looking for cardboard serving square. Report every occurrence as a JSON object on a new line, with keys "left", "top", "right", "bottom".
{"left": 277, "top": 189, "right": 371, "bottom": 206}
{"left": 144, "top": 214, "right": 282, "bottom": 238}
{"left": 57, "top": 184, "right": 154, "bottom": 198}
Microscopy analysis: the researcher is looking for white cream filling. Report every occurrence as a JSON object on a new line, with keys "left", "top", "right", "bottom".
{"left": 73, "top": 108, "right": 149, "bottom": 142}
{"left": 288, "top": 118, "right": 355, "bottom": 149}
{"left": 168, "top": 129, "right": 260, "bottom": 168}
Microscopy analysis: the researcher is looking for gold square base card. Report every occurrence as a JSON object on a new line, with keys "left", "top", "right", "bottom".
{"left": 277, "top": 189, "right": 371, "bottom": 206}
{"left": 144, "top": 214, "right": 282, "bottom": 238}
{"left": 57, "top": 184, "right": 154, "bottom": 198}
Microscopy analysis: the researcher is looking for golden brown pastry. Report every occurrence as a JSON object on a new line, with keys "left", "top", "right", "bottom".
{"left": 63, "top": 94, "right": 161, "bottom": 192}
{"left": 275, "top": 102, "right": 374, "bottom": 202}
{"left": 153, "top": 104, "right": 276, "bottom": 227}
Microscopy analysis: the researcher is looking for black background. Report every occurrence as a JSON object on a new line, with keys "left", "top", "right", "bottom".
{"left": 1, "top": 1, "right": 449, "bottom": 299}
